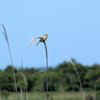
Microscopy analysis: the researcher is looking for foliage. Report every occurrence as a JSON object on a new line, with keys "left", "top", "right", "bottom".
{"left": 0, "top": 61, "right": 100, "bottom": 92}
{"left": 1, "top": 90, "right": 10, "bottom": 98}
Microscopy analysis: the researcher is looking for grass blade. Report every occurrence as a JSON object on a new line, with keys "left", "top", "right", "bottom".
{"left": 43, "top": 41, "right": 49, "bottom": 100}
{"left": 0, "top": 23, "right": 17, "bottom": 95}
{"left": 65, "top": 56, "right": 83, "bottom": 100}
{"left": 27, "top": 34, "right": 48, "bottom": 100}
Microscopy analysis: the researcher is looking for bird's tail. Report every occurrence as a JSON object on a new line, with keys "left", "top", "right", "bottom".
{"left": 36, "top": 41, "right": 40, "bottom": 46}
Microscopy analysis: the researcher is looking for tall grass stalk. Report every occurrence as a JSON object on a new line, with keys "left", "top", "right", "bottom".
{"left": 43, "top": 41, "right": 48, "bottom": 100}
{"left": 20, "top": 72, "right": 28, "bottom": 100}
{"left": 20, "top": 57, "right": 28, "bottom": 100}
{"left": 27, "top": 35, "right": 48, "bottom": 100}
{"left": 0, "top": 23, "right": 17, "bottom": 93}
{"left": 31, "top": 70, "right": 45, "bottom": 77}
{"left": 20, "top": 87, "right": 23, "bottom": 100}
{"left": 66, "top": 56, "right": 83, "bottom": 100}
{"left": 30, "top": 42, "right": 48, "bottom": 100}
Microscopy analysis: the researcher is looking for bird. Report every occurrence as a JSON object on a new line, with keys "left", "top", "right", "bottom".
{"left": 27, "top": 34, "right": 48, "bottom": 47}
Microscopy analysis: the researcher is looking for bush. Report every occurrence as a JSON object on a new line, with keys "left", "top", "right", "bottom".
{"left": 1, "top": 90, "right": 10, "bottom": 97}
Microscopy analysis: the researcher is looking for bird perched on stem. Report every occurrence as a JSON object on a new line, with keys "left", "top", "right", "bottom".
{"left": 27, "top": 34, "right": 48, "bottom": 47}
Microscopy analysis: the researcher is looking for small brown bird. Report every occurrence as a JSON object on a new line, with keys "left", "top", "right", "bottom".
{"left": 27, "top": 34, "right": 48, "bottom": 47}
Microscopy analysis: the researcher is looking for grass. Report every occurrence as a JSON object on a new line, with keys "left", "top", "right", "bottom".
{"left": 43, "top": 41, "right": 49, "bottom": 100}
{"left": 66, "top": 56, "right": 83, "bottom": 100}
{"left": 0, "top": 91, "right": 97, "bottom": 100}
{"left": 0, "top": 23, "right": 17, "bottom": 98}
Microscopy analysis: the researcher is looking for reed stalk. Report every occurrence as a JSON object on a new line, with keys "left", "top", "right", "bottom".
{"left": 66, "top": 56, "right": 83, "bottom": 100}
{"left": 0, "top": 23, "right": 17, "bottom": 94}
{"left": 20, "top": 57, "right": 28, "bottom": 100}
{"left": 43, "top": 41, "right": 48, "bottom": 100}
{"left": 27, "top": 34, "right": 49, "bottom": 100}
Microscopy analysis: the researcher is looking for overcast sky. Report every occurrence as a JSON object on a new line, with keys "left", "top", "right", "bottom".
{"left": 0, "top": 0, "right": 100, "bottom": 69}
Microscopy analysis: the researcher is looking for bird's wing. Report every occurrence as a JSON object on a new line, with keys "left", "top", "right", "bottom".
{"left": 27, "top": 37, "right": 41, "bottom": 47}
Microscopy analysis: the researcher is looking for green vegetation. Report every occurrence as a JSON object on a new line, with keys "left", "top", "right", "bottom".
{"left": 0, "top": 61, "right": 100, "bottom": 93}
{"left": 0, "top": 91, "right": 100, "bottom": 100}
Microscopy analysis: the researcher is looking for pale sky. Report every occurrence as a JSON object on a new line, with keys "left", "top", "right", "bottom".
{"left": 0, "top": 0, "right": 100, "bottom": 69}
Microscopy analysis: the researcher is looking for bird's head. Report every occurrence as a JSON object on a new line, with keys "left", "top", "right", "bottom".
{"left": 44, "top": 34, "right": 48, "bottom": 36}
